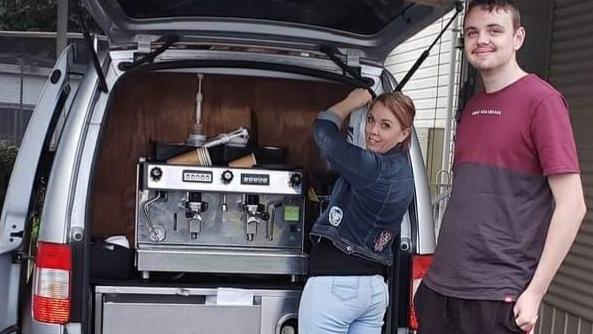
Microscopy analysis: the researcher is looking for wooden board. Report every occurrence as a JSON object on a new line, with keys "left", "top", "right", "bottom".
{"left": 90, "top": 72, "right": 349, "bottom": 241}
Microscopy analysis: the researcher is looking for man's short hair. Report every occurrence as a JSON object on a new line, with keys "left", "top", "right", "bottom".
{"left": 465, "top": 0, "right": 522, "bottom": 30}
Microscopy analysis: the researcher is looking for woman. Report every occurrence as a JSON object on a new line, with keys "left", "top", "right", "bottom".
{"left": 299, "top": 88, "right": 416, "bottom": 334}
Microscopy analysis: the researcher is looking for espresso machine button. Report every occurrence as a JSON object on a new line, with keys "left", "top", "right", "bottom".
{"left": 150, "top": 167, "right": 163, "bottom": 182}
{"left": 221, "top": 170, "right": 234, "bottom": 184}
{"left": 260, "top": 211, "right": 270, "bottom": 221}
{"left": 289, "top": 173, "right": 302, "bottom": 187}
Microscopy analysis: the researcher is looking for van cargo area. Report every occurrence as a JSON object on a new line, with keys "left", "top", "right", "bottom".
{"left": 88, "top": 71, "right": 353, "bottom": 334}
{"left": 90, "top": 72, "right": 349, "bottom": 243}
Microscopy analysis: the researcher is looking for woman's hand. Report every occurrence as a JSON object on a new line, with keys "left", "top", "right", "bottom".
{"left": 344, "top": 88, "right": 373, "bottom": 109}
{"left": 328, "top": 88, "right": 373, "bottom": 122}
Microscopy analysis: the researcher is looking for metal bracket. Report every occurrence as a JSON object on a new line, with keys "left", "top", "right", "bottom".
{"left": 136, "top": 35, "right": 152, "bottom": 54}
{"left": 346, "top": 49, "right": 361, "bottom": 68}
{"left": 134, "top": 35, "right": 153, "bottom": 63}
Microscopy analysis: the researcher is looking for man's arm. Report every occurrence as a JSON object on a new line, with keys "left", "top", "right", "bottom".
{"left": 514, "top": 173, "right": 587, "bottom": 332}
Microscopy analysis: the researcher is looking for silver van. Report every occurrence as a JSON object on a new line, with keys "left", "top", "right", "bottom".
{"left": 0, "top": 1, "right": 453, "bottom": 333}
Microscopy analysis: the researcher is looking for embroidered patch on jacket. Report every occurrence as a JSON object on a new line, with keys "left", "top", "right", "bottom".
{"left": 373, "top": 230, "right": 393, "bottom": 252}
{"left": 329, "top": 206, "right": 343, "bottom": 227}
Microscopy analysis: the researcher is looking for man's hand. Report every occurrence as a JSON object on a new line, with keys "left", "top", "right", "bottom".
{"left": 516, "top": 173, "right": 586, "bottom": 333}
{"left": 513, "top": 288, "right": 542, "bottom": 333}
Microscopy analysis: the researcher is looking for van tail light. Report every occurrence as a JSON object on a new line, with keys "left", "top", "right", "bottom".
{"left": 33, "top": 242, "right": 72, "bottom": 324}
{"left": 409, "top": 255, "right": 433, "bottom": 331}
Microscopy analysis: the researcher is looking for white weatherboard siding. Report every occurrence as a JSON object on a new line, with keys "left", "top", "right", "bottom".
{"left": 386, "top": 10, "right": 462, "bottom": 189}
{"left": 386, "top": 10, "right": 462, "bottom": 131}
{"left": 538, "top": 0, "right": 593, "bottom": 333}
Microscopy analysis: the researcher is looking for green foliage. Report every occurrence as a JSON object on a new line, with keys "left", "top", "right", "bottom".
{"left": 1, "top": 0, "right": 58, "bottom": 31}
{"left": 0, "top": 0, "right": 96, "bottom": 32}
{"left": 0, "top": 142, "right": 18, "bottom": 211}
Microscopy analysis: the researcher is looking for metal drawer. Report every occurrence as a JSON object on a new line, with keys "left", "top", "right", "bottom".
{"left": 94, "top": 286, "right": 300, "bottom": 334}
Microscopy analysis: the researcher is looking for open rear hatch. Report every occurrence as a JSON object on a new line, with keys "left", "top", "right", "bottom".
{"left": 82, "top": 0, "right": 455, "bottom": 63}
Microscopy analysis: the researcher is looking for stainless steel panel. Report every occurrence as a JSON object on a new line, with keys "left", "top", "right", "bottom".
{"left": 137, "top": 191, "right": 304, "bottom": 249}
{"left": 95, "top": 286, "right": 301, "bottom": 334}
{"left": 102, "top": 299, "right": 261, "bottom": 334}
{"left": 136, "top": 248, "right": 307, "bottom": 275}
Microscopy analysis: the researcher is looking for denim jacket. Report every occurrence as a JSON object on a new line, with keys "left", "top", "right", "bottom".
{"left": 310, "top": 110, "right": 414, "bottom": 266}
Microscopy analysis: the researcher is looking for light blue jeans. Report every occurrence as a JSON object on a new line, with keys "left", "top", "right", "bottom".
{"left": 298, "top": 275, "right": 389, "bottom": 334}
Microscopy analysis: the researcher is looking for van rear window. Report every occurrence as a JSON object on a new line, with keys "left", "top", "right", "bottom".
{"left": 115, "top": 0, "right": 410, "bottom": 35}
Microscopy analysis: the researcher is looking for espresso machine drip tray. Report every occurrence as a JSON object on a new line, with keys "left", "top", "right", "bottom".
{"left": 136, "top": 247, "right": 307, "bottom": 275}
{"left": 135, "top": 160, "right": 307, "bottom": 276}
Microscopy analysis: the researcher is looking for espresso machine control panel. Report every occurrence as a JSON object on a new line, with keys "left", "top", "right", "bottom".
{"left": 145, "top": 164, "right": 303, "bottom": 195}
{"left": 135, "top": 160, "right": 307, "bottom": 276}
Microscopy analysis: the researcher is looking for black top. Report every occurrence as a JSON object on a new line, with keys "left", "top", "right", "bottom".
{"left": 308, "top": 238, "right": 386, "bottom": 277}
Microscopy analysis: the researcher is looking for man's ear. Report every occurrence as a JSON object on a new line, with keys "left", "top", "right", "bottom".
{"left": 514, "top": 26, "right": 526, "bottom": 51}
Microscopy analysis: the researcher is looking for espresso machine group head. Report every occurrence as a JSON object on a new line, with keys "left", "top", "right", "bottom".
{"left": 242, "top": 194, "right": 270, "bottom": 241}
{"left": 185, "top": 192, "right": 208, "bottom": 239}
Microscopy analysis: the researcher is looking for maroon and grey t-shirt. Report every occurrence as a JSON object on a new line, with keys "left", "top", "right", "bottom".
{"left": 423, "top": 74, "right": 580, "bottom": 301}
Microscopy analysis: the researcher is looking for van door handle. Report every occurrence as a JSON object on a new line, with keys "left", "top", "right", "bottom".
{"left": 9, "top": 230, "right": 23, "bottom": 239}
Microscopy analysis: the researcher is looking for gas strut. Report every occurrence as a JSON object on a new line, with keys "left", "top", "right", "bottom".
{"left": 75, "top": 0, "right": 108, "bottom": 93}
{"left": 396, "top": 1, "right": 464, "bottom": 91}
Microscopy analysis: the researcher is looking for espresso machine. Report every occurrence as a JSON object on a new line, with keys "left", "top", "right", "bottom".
{"left": 135, "top": 158, "right": 307, "bottom": 278}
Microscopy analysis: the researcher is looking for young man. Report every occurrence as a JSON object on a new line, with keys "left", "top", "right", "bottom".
{"left": 415, "top": 1, "right": 587, "bottom": 333}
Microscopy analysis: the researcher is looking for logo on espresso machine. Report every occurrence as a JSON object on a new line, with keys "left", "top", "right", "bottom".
{"left": 240, "top": 173, "right": 270, "bottom": 185}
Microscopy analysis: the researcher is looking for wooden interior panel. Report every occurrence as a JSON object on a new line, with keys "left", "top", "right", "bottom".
{"left": 90, "top": 72, "right": 349, "bottom": 241}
